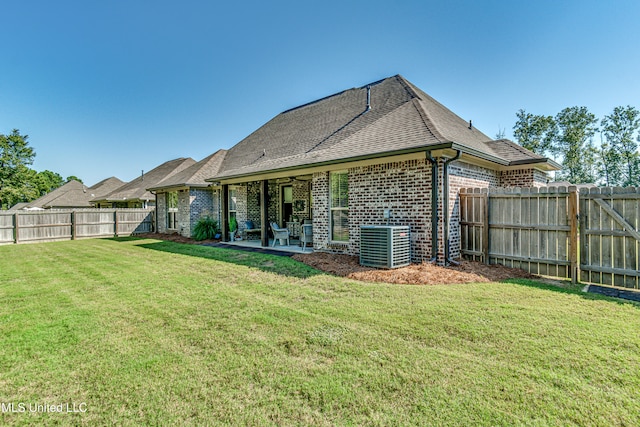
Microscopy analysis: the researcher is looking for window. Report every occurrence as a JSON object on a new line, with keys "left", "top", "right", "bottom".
{"left": 167, "top": 191, "right": 178, "bottom": 229}
{"left": 330, "top": 172, "right": 348, "bottom": 241}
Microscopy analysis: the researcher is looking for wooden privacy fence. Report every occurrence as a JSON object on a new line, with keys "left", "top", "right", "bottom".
{"left": 580, "top": 187, "right": 640, "bottom": 289}
{"left": 460, "top": 186, "right": 578, "bottom": 280}
{"left": 460, "top": 186, "right": 639, "bottom": 291}
{"left": 0, "top": 209, "right": 155, "bottom": 245}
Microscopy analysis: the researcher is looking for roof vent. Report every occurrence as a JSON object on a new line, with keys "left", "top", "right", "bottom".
{"left": 468, "top": 120, "right": 473, "bottom": 130}
{"left": 366, "top": 85, "right": 371, "bottom": 111}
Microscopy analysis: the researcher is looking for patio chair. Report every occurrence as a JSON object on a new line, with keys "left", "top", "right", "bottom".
{"left": 243, "top": 220, "right": 262, "bottom": 240}
{"left": 270, "top": 222, "right": 290, "bottom": 247}
{"left": 301, "top": 224, "right": 313, "bottom": 252}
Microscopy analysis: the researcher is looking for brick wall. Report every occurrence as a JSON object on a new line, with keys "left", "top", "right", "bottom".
{"left": 311, "top": 158, "right": 511, "bottom": 263}
{"left": 177, "top": 191, "right": 190, "bottom": 235}
{"left": 156, "top": 188, "right": 217, "bottom": 237}
{"left": 499, "top": 169, "right": 548, "bottom": 187}
{"left": 233, "top": 185, "right": 248, "bottom": 236}
{"left": 312, "top": 172, "right": 331, "bottom": 252}
{"left": 447, "top": 160, "right": 500, "bottom": 260}
{"left": 187, "top": 188, "right": 216, "bottom": 237}
{"left": 156, "top": 192, "right": 167, "bottom": 234}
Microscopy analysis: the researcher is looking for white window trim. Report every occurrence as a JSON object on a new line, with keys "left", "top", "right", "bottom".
{"left": 329, "top": 171, "right": 349, "bottom": 243}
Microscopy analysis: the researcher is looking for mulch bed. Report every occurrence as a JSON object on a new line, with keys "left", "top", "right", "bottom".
{"left": 136, "top": 232, "right": 536, "bottom": 285}
{"left": 291, "top": 252, "right": 535, "bottom": 285}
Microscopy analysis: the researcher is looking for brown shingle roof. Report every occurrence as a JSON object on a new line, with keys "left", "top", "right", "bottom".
{"left": 25, "top": 180, "right": 90, "bottom": 209}
{"left": 148, "top": 150, "right": 226, "bottom": 191}
{"left": 94, "top": 158, "right": 195, "bottom": 203}
{"left": 88, "top": 177, "right": 125, "bottom": 200}
{"left": 19, "top": 177, "right": 127, "bottom": 209}
{"left": 212, "top": 75, "right": 557, "bottom": 180}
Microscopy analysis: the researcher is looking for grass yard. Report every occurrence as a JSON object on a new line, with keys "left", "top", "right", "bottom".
{"left": 0, "top": 238, "right": 639, "bottom": 426}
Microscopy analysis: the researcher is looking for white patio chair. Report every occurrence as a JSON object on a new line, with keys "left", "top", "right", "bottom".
{"left": 300, "top": 224, "right": 313, "bottom": 252}
{"left": 270, "top": 222, "right": 290, "bottom": 247}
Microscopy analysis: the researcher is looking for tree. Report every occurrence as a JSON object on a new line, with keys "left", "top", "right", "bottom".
{"left": 600, "top": 106, "right": 640, "bottom": 186}
{"left": 33, "top": 170, "right": 65, "bottom": 197}
{"left": 0, "top": 129, "right": 36, "bottom": 209}
{"left": 66, "top": 175, "right": 83, "bottom": 184}
{"left": 553, "top": 106, "right": 599, "bottom": 184}
{"left": 597, "top": 137, "right": 622, "bottom": 186}
{"left": 513, "top": 109, "right": 557, "bottom": 157}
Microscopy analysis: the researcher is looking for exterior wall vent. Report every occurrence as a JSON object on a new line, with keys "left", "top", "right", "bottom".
{"left": 359, "top": 225, "right": 410, "bottom": 269}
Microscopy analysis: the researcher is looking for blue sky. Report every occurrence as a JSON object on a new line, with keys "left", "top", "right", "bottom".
{"left": 1, "top": 0, "right": 639, "bottom": 185}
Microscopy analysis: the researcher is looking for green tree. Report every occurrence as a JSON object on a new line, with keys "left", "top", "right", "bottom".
{"left": 513, "top": 109, "right": 557, "bottom": 156}
{"left": 34, "top": 170, "right": 65, "bottom": 197}
{"left": 600, "top": 106, "right": 640, "bottom": 186}
{"left": 66, "top": 175, "right": 83, "bottom": 184}
{"left": 554, "top": 106, "right": 599, "bottom": 184}
{"left": 0, "top": 129, "right": 36, "bottom": 209}
{"left": 597, "top": 138, "right": 622, "bottom": 186}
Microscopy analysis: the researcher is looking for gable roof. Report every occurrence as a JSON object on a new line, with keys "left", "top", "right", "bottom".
{"left": 25, "top": 180, "right": 90, "bottom": 209}
{"left": 93, "top": 157, "right": 195, "bottom": 203}
{"left": 147, "top": 150, "right": 227, "bottom": 191}
{"left": 211, "top": 75, "right": 558, "bottom": 181}
{"left": 88, "top": 176, "right": 126, "bottom": 200}
{"left": 19, "top": 177, "right": 127, "bottom": 209}
{"left": 7, "top": 202, "right": 29, "bottom": 211}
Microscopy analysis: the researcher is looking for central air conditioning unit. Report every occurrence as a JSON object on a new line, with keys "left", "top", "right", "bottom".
{"left": 359, "top": 225, "right": 410, "bottom": 269}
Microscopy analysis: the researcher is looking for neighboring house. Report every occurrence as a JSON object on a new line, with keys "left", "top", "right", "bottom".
{"left": 207, "top": 75, "right": 560, "bottom": 263}
{"left": 87, "top": 176, "right": 127, "bottom": 203}
{"left": 147, "top": 150, "right": 226, "bottom": 237}
{"left": 92, "top": 158, "right": 195, "bottom": 208}
{"left": 7, "top": 202, "right": 30, "bottom": 212}
{"left": 13, "top": 177, "right": 124, "bottom": 210}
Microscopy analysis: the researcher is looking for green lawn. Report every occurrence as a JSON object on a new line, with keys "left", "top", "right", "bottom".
{"left": 0, "top": 238, "right": 639, "bottom": 426}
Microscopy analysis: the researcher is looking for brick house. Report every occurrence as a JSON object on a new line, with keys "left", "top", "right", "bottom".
{"left": 92, "top": 158, "right": 195, "bottom": 208}
{"left": 207, "top": 75, "right": 559, "bottom": 263}
{"left": 148, "top": 150, "right": 226, "bottom": 238}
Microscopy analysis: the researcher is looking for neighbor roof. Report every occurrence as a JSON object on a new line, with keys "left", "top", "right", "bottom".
{"left": 93, "top": 158, "right": 195, "bottom": 203}
{"left": 211, "top": 75, "right": 558, "bottom": 181}
{"left": 24, "top": 180, "right": 90, "bottom": 209}
{"left": 88, "top": 176, "right": 126, "bottom": 200}
{"left": 20, "top": 177, "right": 127, "bottom": 209}
{"left": 148, "top": 150, "right": 227, "bottom": 191}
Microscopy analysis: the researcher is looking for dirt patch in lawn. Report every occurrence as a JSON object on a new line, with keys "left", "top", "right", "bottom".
{"left": 292, "top": 252, "right": 536, "bottom": 285}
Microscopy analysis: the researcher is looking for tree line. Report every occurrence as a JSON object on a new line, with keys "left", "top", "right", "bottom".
{"left": 511, "top": 105, "right": 640, "bottom": 186}
{"left": 0, "top": 129, "right": 82, "bottom": 210}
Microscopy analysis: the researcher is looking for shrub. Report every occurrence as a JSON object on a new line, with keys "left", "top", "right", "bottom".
{"left": 192, "top": 216, "right": 219, "bottom": 241}
{"left": 229, "top": 216, "right": 238, "bottom": 232}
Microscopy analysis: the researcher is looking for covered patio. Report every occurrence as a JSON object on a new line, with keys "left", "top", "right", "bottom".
{"left": 219, "top": 176, "right": 313, "bottom": 249}
{"left": 218, "top": 237, "right": 313, "bottom": 254}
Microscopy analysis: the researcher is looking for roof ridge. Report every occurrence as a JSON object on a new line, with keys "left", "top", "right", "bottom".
{"left": 394, "top": 75, "right": 421, "bottom": 100}
{"left": 282, "top": 75, "right": 393, "bottom": 115}
{"left": 410, "top": 98, "right": 448, "bottom": 142}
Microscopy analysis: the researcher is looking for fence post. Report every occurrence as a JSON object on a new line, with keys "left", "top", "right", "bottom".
{"left": 71, "top": 211, "right": 76, "bottom": 240}
{"left": 114, "top": 210, "right": 119, "bottom": 237}
{"left": 482, "top": 191, "right": 490, "bottom": 265}
{"left": 569, "top": 186, "right": 579, "bottom": 284}
{"left": 13, "top": 212, "right": 19, "bottom": 244}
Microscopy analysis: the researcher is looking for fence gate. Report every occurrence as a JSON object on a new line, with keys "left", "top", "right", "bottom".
{"left": 580, "top": 187, "right": 640, "bottom": 289}
{"left": 460, "top": 187, "right": 578, "bottom": 282}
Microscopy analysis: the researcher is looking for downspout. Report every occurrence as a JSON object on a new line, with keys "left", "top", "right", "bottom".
{"left": 443, "top": 150, "right": 462, "bottom": 265}
{"left": 426, "top": 151, "right": 438, "bottom": 263}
